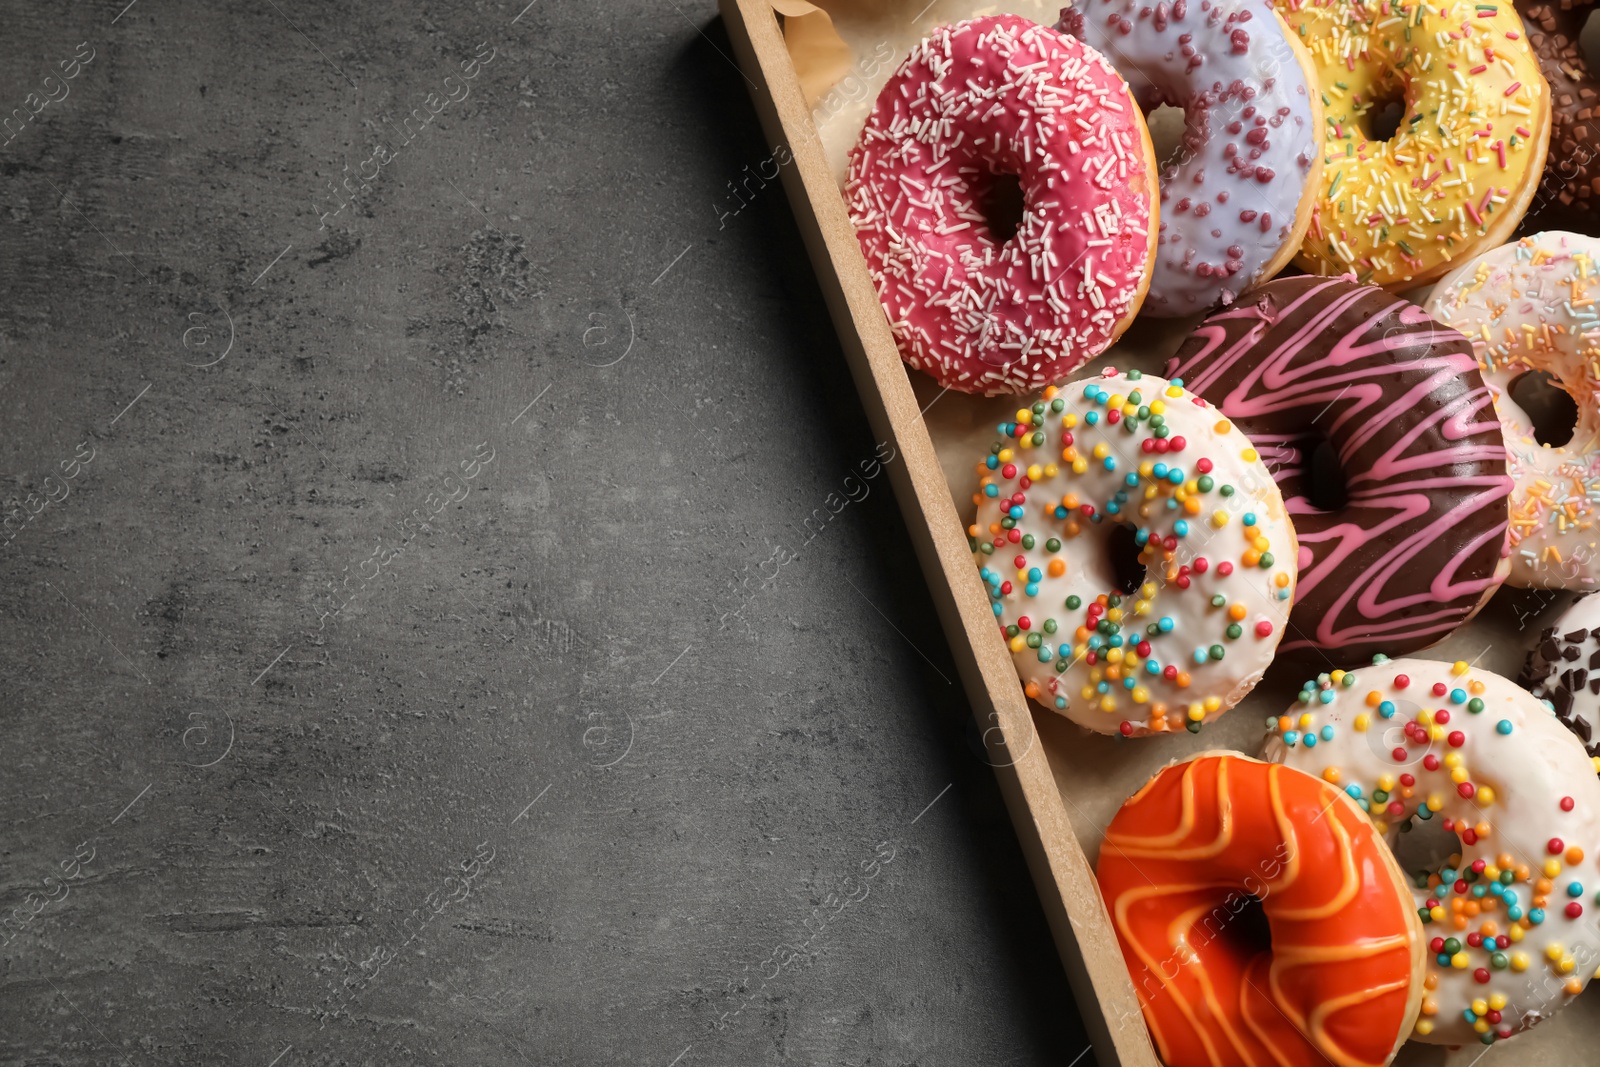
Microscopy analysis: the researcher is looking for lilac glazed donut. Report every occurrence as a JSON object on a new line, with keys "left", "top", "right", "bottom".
{"left": 1056, "top": 0, "right": 1321, "bottom": 316}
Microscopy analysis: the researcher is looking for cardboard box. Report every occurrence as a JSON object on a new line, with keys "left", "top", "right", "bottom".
{"left": 716, "top": 2, "right": 1600, "bottom": 1063}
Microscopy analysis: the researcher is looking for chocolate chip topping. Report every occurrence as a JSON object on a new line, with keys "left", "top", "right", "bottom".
{"left": 1515, "top": 0, "right": 1600, "bottom": 224}
{"left": 1520, "top": 611, "right": 1600, "bottom": 764}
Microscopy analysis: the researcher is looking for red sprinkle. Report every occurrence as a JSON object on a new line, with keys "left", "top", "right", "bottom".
{"left": 1567, "top": 902, "right": 1584, "bottom": 919}
{"left": 1395, "top": 674, "right": 1410, "bottom": 689}
{"left": 1254, "top": 621, "right": 1273, "bottom": 637}
{"left": 1562, "top": 796, "right": 1576, "bottom": 812}
{"left": 1432, "top": 682, "right": 1449, "bottom": 697}
{"left": 1458, "top": 782, "right": 1476, "bottom": 799}
{"left": 1549, "top": 838, "right": 1566, "bottom": 855}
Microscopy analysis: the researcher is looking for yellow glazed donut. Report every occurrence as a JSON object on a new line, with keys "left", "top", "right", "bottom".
{"left": 1276, "top": 0, "right": 1551, "bottom": 288}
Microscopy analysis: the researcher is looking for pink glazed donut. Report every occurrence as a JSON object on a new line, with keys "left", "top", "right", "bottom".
{"left": 846, "top": 15, "right": 1158, "bottom": 396}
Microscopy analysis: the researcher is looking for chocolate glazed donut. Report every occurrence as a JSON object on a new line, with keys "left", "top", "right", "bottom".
{"left": 1167, "top": 276, "right": 1512, "bottom": 661}
{"left": 1518, "top": 0, "right": 1600, "bottom": 221}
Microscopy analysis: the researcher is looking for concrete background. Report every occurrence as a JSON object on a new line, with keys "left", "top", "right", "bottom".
{"left": 0, "top": 2, "right": 1090, "bottom": 1065}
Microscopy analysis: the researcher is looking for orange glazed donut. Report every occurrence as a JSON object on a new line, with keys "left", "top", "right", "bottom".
{"left": 1097, "top": 753, "right": 1424, "bottom": 1067}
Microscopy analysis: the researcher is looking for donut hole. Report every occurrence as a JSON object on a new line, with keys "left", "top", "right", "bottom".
{"left": 979, "top": 170, "right": 1026, "bottom": 243}
{"left": 1205, "top": 891, "right": 1273, "bottom": 961}
{"left": 1145, "top": 103, "right": 1188, "bottom": 171}
{"left": 1295, "top": 431, "right": 1350, "bottom": 511}
{"left": 1393, "top": 817, "right": 1463, "bottom": 888}
{"left": 1108, "top": 522, "right": 1148, "bottom": 595}
{"left": 1583, "top": 8, "right": 1600, "bottom": 74}
{"left": 1508, "top": 370, "right": 1579, "bottom": 447}
{"left": 1364, "top": 90, "right": 1407, "bottom": 143}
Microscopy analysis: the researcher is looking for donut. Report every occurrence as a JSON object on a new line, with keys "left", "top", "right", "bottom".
{"left": 1168, "top": 275, "right": 1513, "bottom": 661}
{"left": 1426, "top": 231, "right": 1600, "bottom": 588}
{"left": 1516, "top": 0, "right": 1600, "bottom": 221}
{"left": 845, "top": 15, "right": 1158, "bottom": 395}
{"left": 1097, "top": 752, "right": 1424, "bottom": 1067}
{"left": 1273, "top": 0, "right": 1552, "bottom": 288}
{"left": 968, "top": 369, "right": 1297, "bottom": 737}
{"left": 1055, "top": 0, "right": 1323, "bottom": 315}
{"left": 1264, "top": 656, "right": 1600, "bottom": 1046}
{"left": 1518, "top": 593, "right": 1600, "bottom": 767}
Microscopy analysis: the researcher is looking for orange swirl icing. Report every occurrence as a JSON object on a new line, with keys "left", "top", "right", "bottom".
{"left": 1097, "top": 754, "right": 1423, "bottom": 1067}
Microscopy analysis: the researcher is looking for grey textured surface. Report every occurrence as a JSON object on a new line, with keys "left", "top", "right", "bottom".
{"left": 0, "top": 3, "right": 1089, "bottom": 1065}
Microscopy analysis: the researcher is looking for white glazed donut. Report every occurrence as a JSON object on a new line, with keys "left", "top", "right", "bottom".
{"left": 1056, "top": 0, "right": 1322, "bottom": 316}
{"left": 968, "top": 369, "right": 1297, "bottom": 737}
{"left": 1426, "top": 232, "right": 1600, "bottom": 589}
{"left": 1519, "top": 593, "right": 1600, "bottom": 770}
{"left": 1262, "top": 656, "right": 1600, "bottom": 1048}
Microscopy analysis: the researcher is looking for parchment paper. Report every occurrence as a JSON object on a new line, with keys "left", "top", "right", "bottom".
{"left": 779, "top": 2, "right": 1600, "bottom": 1062}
